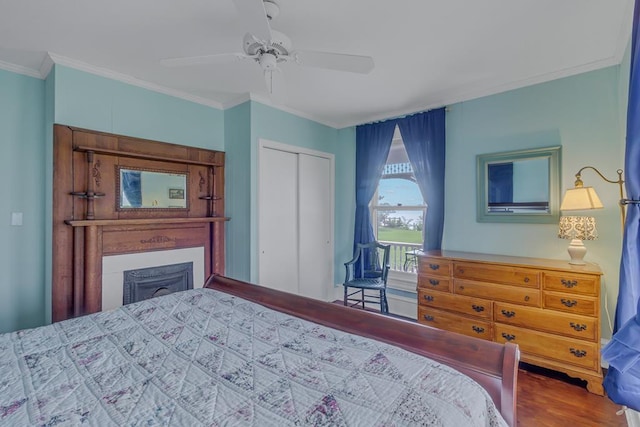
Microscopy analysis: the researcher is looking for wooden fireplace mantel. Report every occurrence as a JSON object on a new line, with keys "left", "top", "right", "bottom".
{"left": 52, "top": 125, "right": 228, "bottom": 322}
{"left": 65, "top": 217, "right": 229, "bottom": 227}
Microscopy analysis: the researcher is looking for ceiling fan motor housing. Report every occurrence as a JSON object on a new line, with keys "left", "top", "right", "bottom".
{"left": 243, "top": 30, "right": 291, "bottom": 63}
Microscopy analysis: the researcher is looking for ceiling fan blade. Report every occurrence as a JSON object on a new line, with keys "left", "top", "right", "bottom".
{"left": 292, "top": 50, "right": 374, "bottom": 74}
{"left": 160, "top": 53, "right": 247, "bottom": 67}
{"left": 232, "top": 0, "right": 272, "bottom": 42}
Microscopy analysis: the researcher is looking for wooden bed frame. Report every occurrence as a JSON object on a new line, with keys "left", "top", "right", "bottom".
{"left": 205, "top": 274, "right": 520, "bottom": 427}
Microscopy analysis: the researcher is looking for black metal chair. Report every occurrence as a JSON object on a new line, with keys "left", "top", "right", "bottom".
{"left": 343, "top": 241, "right": 391, "bottom": 313}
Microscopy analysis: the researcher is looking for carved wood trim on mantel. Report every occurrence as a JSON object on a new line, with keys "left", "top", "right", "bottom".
{"left": 53, "top": 125, "right": 228, "bottom": 322}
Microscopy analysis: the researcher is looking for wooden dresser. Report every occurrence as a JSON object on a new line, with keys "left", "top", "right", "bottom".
{"left": 417, "top": 250, "right": 603, "bottom": 395}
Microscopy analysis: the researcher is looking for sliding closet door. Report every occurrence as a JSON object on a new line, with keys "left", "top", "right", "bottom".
{"left": 258, "top": 147, "right": 299, "bottom": 294}
{"left": 258, "top": 141, "right": 334, "bottom": 301}
{"left": 298, "top": 154, "right": 332, "bottom": 301}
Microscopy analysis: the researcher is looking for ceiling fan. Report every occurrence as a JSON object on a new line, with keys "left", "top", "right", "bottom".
{"left": 160, "top": 0, "right": 374, "bottom": 95}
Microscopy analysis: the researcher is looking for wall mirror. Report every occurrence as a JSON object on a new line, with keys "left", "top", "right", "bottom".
{"left": 476, "top": 146, "right": 561, "bottom": 223}
{"left": 117, "top": 167, "right": 188, "bottom": 209}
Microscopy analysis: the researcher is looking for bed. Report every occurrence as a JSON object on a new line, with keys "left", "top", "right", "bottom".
{"left": 1, "top": 275, "right": 518, "bottom": 426}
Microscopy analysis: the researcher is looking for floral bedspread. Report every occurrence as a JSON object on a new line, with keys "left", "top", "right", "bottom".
{"left": 0, "top": 288, "right": 507, "bottom": 426}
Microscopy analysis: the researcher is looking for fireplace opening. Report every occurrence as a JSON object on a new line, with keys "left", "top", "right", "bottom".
{"left": 123, "top": 262, "right": 193, "bottom": 305}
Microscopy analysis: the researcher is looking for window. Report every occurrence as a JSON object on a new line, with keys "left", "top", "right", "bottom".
{"left": 370, "top": 126, "right": 425, "bottom": 275}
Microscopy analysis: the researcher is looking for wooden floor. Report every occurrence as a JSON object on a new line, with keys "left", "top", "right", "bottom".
{"left": 517, "top": 364, "right": 626, "bottom": 427}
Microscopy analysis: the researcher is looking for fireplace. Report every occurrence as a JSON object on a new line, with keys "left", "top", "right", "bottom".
{"left": 52, "top": 125, "right": 227, "bottom": 321}
{"left": 123, "top": 262, "right": 193, "bottom": 305}
{"left": 102, "top": 247, "right": 205, "bottom": 311}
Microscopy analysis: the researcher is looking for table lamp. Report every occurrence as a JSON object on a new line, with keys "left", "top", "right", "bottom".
{"left": 557, "top": 216, "right": 598, "bottom": 265}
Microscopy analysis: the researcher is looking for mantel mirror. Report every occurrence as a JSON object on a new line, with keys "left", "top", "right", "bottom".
{"left": 117, "top": 167, "right": 188, "bottom": 210}
{"left": 476, "top": 146, "right": 561, "bottom": 223}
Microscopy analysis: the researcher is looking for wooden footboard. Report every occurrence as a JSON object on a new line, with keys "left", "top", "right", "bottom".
{"left": 205, "top": 274, "right": 519, "bottom": 426}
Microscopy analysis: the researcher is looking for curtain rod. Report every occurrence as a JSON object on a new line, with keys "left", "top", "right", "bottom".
{"left": 360, "top": 106, "right": 451, "bottom": 127}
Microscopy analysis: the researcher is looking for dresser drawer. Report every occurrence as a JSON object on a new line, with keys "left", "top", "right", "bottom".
{"left": 454, "top": 279, "right": 540, "bottom": 307}
{"left": 543, "top": 272, "right": 599, "bottom": 296}
{"left": 417, "top": 274, "right": 452, "bottom": 293}
{"left": 494, "top": 324, "right": 599, "bottom": 371}
{"left": 418, "top": 257, "right": 452, "bottom": 277}
{"left": 418, "top": 306, "right": 492, "bottom": 340}
{"left": 494, "top": 302, "right": 597, "bottom": 341}
{"left": 453, "top": 262, "right": 539, "bottom": 288}
{"left": 543, "top": 292, "right": 598, "bottom": 317}
{"left": 418, "top": 288, "right": 492, "bottom": 319}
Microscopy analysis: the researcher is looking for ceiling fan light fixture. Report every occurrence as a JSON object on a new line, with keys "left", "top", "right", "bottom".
{"left": 259, "top": 52, "right": 278, "bottom": 70}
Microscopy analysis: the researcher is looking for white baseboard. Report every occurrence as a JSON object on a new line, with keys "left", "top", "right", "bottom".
{"left": 331, "top": 284, "right": 417, "bottom": 319}
{"left": 387, "top": 293, "right": 418, "bottom": 320}
{"left": 601, "top": 338, "right": 610, "bottom": 369}
{"left": 626, "top": 408, "right": 640, "bottom": 427}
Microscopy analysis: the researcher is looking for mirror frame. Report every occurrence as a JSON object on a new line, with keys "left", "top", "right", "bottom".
{"left": 116, "top": 166, "right": 190, "bottom": 211}
{"left": 476, "top": 146, "right": 561, "bottom": 224}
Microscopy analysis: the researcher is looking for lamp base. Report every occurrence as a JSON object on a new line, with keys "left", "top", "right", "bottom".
{"left": 567, "top": 238, "right": 587, "bottom": 265}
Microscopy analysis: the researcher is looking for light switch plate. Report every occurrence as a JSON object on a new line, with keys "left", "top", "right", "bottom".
{"left": 11, "top": 212, "right": 23, "bottom": 226}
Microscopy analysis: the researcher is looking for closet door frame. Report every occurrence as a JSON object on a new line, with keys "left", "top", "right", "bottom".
{"left": 257, "top": 139, "right": 335, "bottom": 300}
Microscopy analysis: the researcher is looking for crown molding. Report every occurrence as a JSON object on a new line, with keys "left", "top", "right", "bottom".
{"left": 221, "top": 93, "right": 252, "bottom": 110}
{"left": 0, "top": 59, "right": 42, "bottom": 79}
{"left": 247, "top": 93, "right": 341, "bottom": 128}
{"left": 0, "top": 47, "right": 628, "bottom": 131}
{"left": 613, "top": 0, "right": 634, "bottom": 63}
{"left": 46, "top": 52, "right": 225, "bottom": 110}
{"left": 39, "top": 54, "right": 54, "bottom": 78}
{"left": 345, "top": 55, "right": 623, "bottom": 129}
{"left": 41, "top": 53, "right": 341, "bottom": 128}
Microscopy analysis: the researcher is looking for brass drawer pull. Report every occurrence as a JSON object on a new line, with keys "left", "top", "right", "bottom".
{"left": 501, "top": 310, "right": 516, "bottom": 318}
{"left": 472, "top": 326, "right": 485, "bottom": 334}
{"left": 428, "top": 279, "right": 440, "bottom": 286}
{"left": 570, "top": 348, "right": 587, "bottom": 358}
{"left": 429, "top": 264, "right": 440, "bottom": 271}
{"left": 472, "top": 304, "right": 485, "bottom": 313}
{"left": 502, "top": 333, "right": 516, "bottom": 341}
{"left": 423, "top": 295, "right": 434, "bottom": 302}
{"left": 561, "top": 299, "right": 578, "bottom": 307}
{"left": 423, "top": 315, "right": 434, "bottom": 321}
{"left": 570, "top": 322, "right": 587, "bottom": 332}
{"left": 561, "top": 279, "right": 578, "bottom": 288}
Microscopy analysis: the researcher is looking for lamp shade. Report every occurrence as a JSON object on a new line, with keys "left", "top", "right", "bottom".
{"left": 560, "top": 187, "right": 604, "bottom": 211}
{"left": 558, "top": 216, "right": 598, "bottom": 241}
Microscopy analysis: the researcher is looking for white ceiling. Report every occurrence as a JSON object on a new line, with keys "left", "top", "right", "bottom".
{"left": 0, "top": 0, "right": 633, "bottom": 128}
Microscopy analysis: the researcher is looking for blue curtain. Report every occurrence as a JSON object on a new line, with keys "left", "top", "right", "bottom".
{"left": 397, "top": 108, "right": 446, "bottom": 251}
{"left": 354, "top": 120, "right": 396, "bottom": 276}
{"left": 122, "top": 171, "right": 142, "bottom": 207}
{"left": 601, "top": 0, "right": 640, "bottom": 411}
{"left": 488, "top": 163, "right": 514, "bottom": 204}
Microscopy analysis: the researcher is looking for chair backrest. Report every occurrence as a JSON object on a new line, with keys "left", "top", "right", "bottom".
{"left": 355, "top": 241, "right": 390, "bottom": 282}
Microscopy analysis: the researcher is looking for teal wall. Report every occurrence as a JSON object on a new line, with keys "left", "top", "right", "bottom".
{"left": 0, "top": 69, "right": 45, "bottom": 333}
{"left": 53, "top": 66, "right": 224, "bottom": 149}
{"left": 0, "top": 51, "right": 631, "bottom": 339}
{"left": 224, "top": 101, "right": 252, "bottom": 281}
{"left": 444, "top": 66, "right": 626, "bottom": 339}
{"left": 44, "top": 67, "right": 55, "bottom": 324}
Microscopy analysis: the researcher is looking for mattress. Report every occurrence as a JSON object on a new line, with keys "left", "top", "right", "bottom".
{"left": 0, "top": 288, "right": 507, "bottom": 426}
